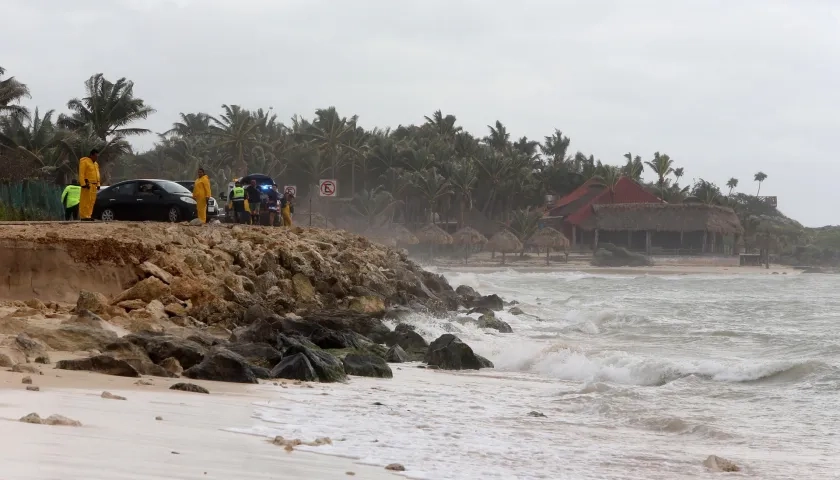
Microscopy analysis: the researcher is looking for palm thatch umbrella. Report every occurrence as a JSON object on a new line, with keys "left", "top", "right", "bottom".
{"left": 529, "top": 227, "right": 570, "bottom": 265}
{"left": 487, "top": 229, "right": 523, "bottom": 265}
{"left": 390, "top": 224, "right": 419, "bottom": 246}
{"left": 451, "top": 226, "right": 488, "bottom": 264}
{"left": 415, "top": 223, "right": 453, "bottom": 260}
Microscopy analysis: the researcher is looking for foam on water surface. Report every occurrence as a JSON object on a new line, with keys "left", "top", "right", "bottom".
{"left": 228, "top": 270, "right": 840, "bottom": 479}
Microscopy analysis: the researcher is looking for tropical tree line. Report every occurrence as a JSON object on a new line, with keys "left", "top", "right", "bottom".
{"left": 2, "top": 68, "right": 776, "bottom": 237}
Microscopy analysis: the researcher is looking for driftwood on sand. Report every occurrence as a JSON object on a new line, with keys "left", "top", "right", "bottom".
{"left": 487, "top": 229, "right": 523, "bottom": 265}
{"left": 528, "top": 227, "right": 570, "bottom": 265}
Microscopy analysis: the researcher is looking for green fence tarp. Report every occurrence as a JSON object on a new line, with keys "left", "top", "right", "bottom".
{"left": 0, "top": 181, "right": 64, "bottom": 220}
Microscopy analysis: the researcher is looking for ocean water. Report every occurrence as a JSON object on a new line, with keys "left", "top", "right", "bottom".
{"left": 228, "top": 270, "right": 840, "bottom": 479}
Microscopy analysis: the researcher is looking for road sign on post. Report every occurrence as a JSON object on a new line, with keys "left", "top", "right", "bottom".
{"left": 283, "top": 185, "right": 297, "bottom": 197}
{"left": 319, "top": 179, "right": 337, "bottom": 197}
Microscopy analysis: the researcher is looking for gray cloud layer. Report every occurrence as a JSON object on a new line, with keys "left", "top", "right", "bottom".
{"left": 6, "top": 0, "right": 838, "bottom": 225}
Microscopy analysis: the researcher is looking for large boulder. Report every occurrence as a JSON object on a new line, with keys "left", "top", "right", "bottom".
{"left": 55, "top": 356, "right": 140, "bottom": 377}
{"left": 385, "top": 345, "right": 410, "bottom": 363}
{"left": 112, "top": 277, "right": 171, "bottom": 304}
{"left": 384, "top": 324, "right": 428, "bottom": 361}
{"left": 455, "top": 285, "right": 481, "bottom": 304}
{"left": 139, "top": 261, "right": 173, "bottom": 284}
{"left": 291, "top": 274, "right": 317, "bottom": 303}
{"left": 308, "top": 328, "right": 386, "bottom": 358}
{"left": 470, "top": 294, "right": 504, "bottom": 312}
{"left": 102, "top": 339, "right": 173, "bottom": 377}
{"left": 424, "top": 334, "right": 485, "bottom": 370}
{"left": 26, "top": 324, "right": 117, "bottom": 352}
{"left": 477, "top": 315, "right": 513, "bottom": 333}
{"left": 342, "top": 354, "right": 393, "bottom": 378}
{"left": 270, "top": 353, "right": 318, "bottom": 381}
{"left": 225, "top": 342, "right": 283, "bottom": 368}
{"left": 282, "top": 345, "right": 346, "bottom": 383}
{"left": 301, "top": 311, "right": 390, "bottom": 340}
{"left": 348, "top": 296, "right": 386, "bottom": 315}
{"left": 183, "top": 349, "right": 259, "bottom": 384}
{"left": 125, "top": 333, "right": 207, "bottom": 369}
{"left": 14, "top": 333, "right": 49, "bottom": 361}
{"left": 75, "top": 291, "right": 111, "bottom": 315}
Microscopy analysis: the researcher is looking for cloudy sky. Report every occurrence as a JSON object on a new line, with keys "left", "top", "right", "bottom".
{"left": 5, "top": 0, "right": 839, "bottom": 225}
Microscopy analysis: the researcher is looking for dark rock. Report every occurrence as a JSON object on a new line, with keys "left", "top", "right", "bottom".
{"left": 471, "top": 294, "right": 504, "bottom": 311}
{"left": 384, "top": 324, "right": 428, "bottom": 361}
{"left": 170, "top": 382, "right": 209, "bottom": 394}
{"left": 34, "top": 355, "right": 51, "bottom": 364}
{"left": 394, "top": 323, "right": 416, "bottom": 334}
{"left": 185, "top": 331, "right": 228, "bottom": 348}
{"left": 468, "top": 307, "right": 495, "bottom": 317}
{"left": 528, "top": 411, "right": 546, "bottom": 418}
{"left": 102, "top": 339, "right": 174, "bottom": 377}
{"left": 183, "top": 349, "right": 258, "bottom": 384}
{"left": 125, "top": 333, "right": 207, "bottom": 369}
{"left": 55, "top": 356, "right": 140, "bottom": 377}
{"left": 276, "top": 333, "right": 318, "bottom": 351}
{"left": 386, "top": 345, "right": 410, "bottom": 363}
{"left": 301, "top": 311, "right": 390, "bottom": 340}
{"left": 342, "top": 354, "right": 393, "bottom": 378}
{"left": 15, "top": 333, "right": 48, "bottom": 359}
{"left": 270, "top": 353, "right": 319, "bottom": 381}
{"left": 244, "top": 304, "right": 273, "bottom": 324}
{"left": 455, "top": 285, "right": 481, "bottom": 304}
{"left": 476, "top": 354, "right": 494, "bottom": 368}
{"left": 477, "top": 315, "right": 513, "bottom": 333}
{"left": 231, "top": 317, "right": 283, "bottom": 345}
{"left": 383, "top": 305, "right": 413, "bottom": 323}
{"left": 284, "top": 345, "right": 346, "bottom": 383}
{"left": 509, "top": 307, "right": 524, "bottom": 315}
{"left": 250, "top": 365, "right": 272, "bottom": 379}
{"left": 424, "top": 334, "right": 485, "bottom": 370}
{"left": 225, "top": 342, "right": 284, "bottom": 368}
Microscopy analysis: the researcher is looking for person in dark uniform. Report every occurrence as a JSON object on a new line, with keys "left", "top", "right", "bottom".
{"left": 266, "top": 184, "right": 280, "bottom": 226}
{"left": 245, "top": 179, "right": 262, "bottom": 225}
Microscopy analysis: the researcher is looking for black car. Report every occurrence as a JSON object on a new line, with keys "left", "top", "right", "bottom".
{"left": 93, "top": 179, "right": 198, "bottom": 222}
{"left": 175, "top": 181, "right": 219, "bottom": 218}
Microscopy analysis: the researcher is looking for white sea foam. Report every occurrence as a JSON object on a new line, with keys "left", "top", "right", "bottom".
{"left": 228, "top": 270, "right": 840, "bottom": 479}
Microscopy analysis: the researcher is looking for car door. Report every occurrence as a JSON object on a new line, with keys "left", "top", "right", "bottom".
{"left": 101, "top": 182, "right": 138, "bottom": 220}
{"left": 135, "top": 181, "right": 167, "bottom": 220}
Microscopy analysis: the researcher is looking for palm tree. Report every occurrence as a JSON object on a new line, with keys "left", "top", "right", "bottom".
{"left": 0, "top": 66, "right": 30, "bottom": 117}
{"left": 484, "top": 121, "right": 510, "bottom": 152}
{"left": 208, "top": 104, "right": 261, "bottom": 177}
{"left": 673, "top": 167, "right": 684, "bottom": 184}
{"left": 59, "top": 74, "right": 154, "bottom": 141}
{"left": 445, "top": 158, "right": 478, "bottom": 228}
{"left": 754, "top": 171, "right": 768, "bottom": 195}
{"left": 410, "top": 167, "right": 452, "bottom": 223}
{"left": 505, "top": 208, "right": 542, "bottom": 256}
{"left": 423, "top": 110, "right": 461, "bottom": 138}
{"left": 645, "top": 152, "right": 674, "bottom": 187}
{"left": 541, "top": 130, "right": 571, "bottom": 166}
{"left": 304, "top": 107, "right": 357, "bottom": 181}
{"left": 594, "top": 165, "right": 622, "bottom": 202}
{"left": 726, "top": 177, "right": 739, "bottom": 195}
{"left": 621, "top": 153, "right": 644, "bottom": 180}
{"left": 165, "top": 112, "right": 210, "bottom": 137}
{"left": 348, "top": 186, "right": 401, "bottom": 227}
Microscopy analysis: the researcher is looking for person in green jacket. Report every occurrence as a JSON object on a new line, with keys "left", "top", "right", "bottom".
{"left": 61, "top": 180, "right": 82, "bottom": 220}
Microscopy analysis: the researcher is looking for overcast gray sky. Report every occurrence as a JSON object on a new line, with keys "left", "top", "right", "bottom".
{"left": 5, "top": 0, "right": 839, "bottom": 226}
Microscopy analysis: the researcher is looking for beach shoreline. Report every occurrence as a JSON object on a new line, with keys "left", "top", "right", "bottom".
{"left": 0, "top": 366, "right": 401, "bottom": 480}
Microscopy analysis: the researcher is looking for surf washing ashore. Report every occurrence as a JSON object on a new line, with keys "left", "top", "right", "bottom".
{"left": 3, "top": 267, "right": 837, "bottom": 479}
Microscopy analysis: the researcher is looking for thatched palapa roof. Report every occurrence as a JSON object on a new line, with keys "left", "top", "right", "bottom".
{"left": 529, "top": 227, "right": 570, "bottom": 249}
{"left": 591, "top": 203, "right": 744, "bottom": 234}
{"left": 451, "top": 226, "right": 488, "bottom": 246}
{"left": 390, "top": 224, "right": 419, "bottom": 245}
{"left": 487, "top": 229, "right": 523, "bottom": 253}
{"left": 415, "top": 224, "right": 453, "bottom": 245}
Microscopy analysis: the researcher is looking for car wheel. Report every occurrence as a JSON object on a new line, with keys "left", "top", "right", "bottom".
{"left": 168, "top": 206, "right": 180, "bottom": 223}
{"left": 100, "top": 208, "right": 116, "bottom": 221}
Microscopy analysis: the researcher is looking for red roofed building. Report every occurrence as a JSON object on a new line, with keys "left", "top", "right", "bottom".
{"left": 544, "top": 177, "right": 662, "bottom": 248}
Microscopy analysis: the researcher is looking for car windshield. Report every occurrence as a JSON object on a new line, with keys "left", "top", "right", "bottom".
{"left": 158, "top": 181, "right": 192, "bottom": 194}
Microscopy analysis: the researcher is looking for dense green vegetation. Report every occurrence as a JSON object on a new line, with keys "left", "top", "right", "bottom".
{"left": 1, "top": 67, "right": 834, "bottom": 264}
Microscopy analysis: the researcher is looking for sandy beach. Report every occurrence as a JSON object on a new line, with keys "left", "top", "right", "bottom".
{"left": 0, "top": 367, "right": 400, "bottom": 480}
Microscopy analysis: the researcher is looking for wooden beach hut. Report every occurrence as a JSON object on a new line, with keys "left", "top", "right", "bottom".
{"left": 451, "top": 226, "right": 488, "bottom": 264}
{"left": 487, "top": 229, "right": 523, "bottom": 265}
{"left": 529, "top": 227, "right": 570, "bottom": 264}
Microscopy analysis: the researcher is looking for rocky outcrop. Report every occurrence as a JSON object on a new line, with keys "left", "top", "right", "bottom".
{"left": 75, "top": 291, "right": 110, "bottom": 315}
{"left": 424, "top": 334, "right": 486, "bottom": 370}
{"left": 183, "top": 349, "right": 259, "bottom": 384}
{"left": 102, "top": 339, "right": 173, "bottom": 377}
{"left": 703, "top": 455, "right": 740, "bottom": 472}
{"left": 125, "top": 333, "right": 207, "bottom": 369}
{"left": 112, "top": 277, "right": 171, "bottom": 304}
{"left": 225, "top": 343, "right": 283, "bottom": 368}
{"left": 384, "top": 324, "right": 428, "bottom": 361}
{"left": 26, "top": 324, "right": 117, "bottom": 351}
{"left": 477, "top": 315, "right": 513, "bottom": 333}
{"left": 282, "top": 345, "right": 346, "bottom": 383}
{"left": 467, "top": 294, "right": 504, "bottom": 312}
{"left": 271, "top": 353, "right": 318, "bottom": 381}
{"left": 160, "top": 357, "right": 183, "bottom": 376}
{"left": 342, "top": 354, "right": 393, "bottom": 378}
{"left": 386, "top": 345, "right": 410, "bottom": 363}
{"left": 55, "top": 356, "right": 140, "bottom": 377}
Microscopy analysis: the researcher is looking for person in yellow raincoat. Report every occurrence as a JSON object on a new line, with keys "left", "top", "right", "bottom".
{"left": 280, "top": 191, "right": 294, "bottom": 227}
{"left": 78, "top": 149, "right": 101, "bottom": 220}
{"left": 192, "top": 167, "right": 212, "bottom": 223}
